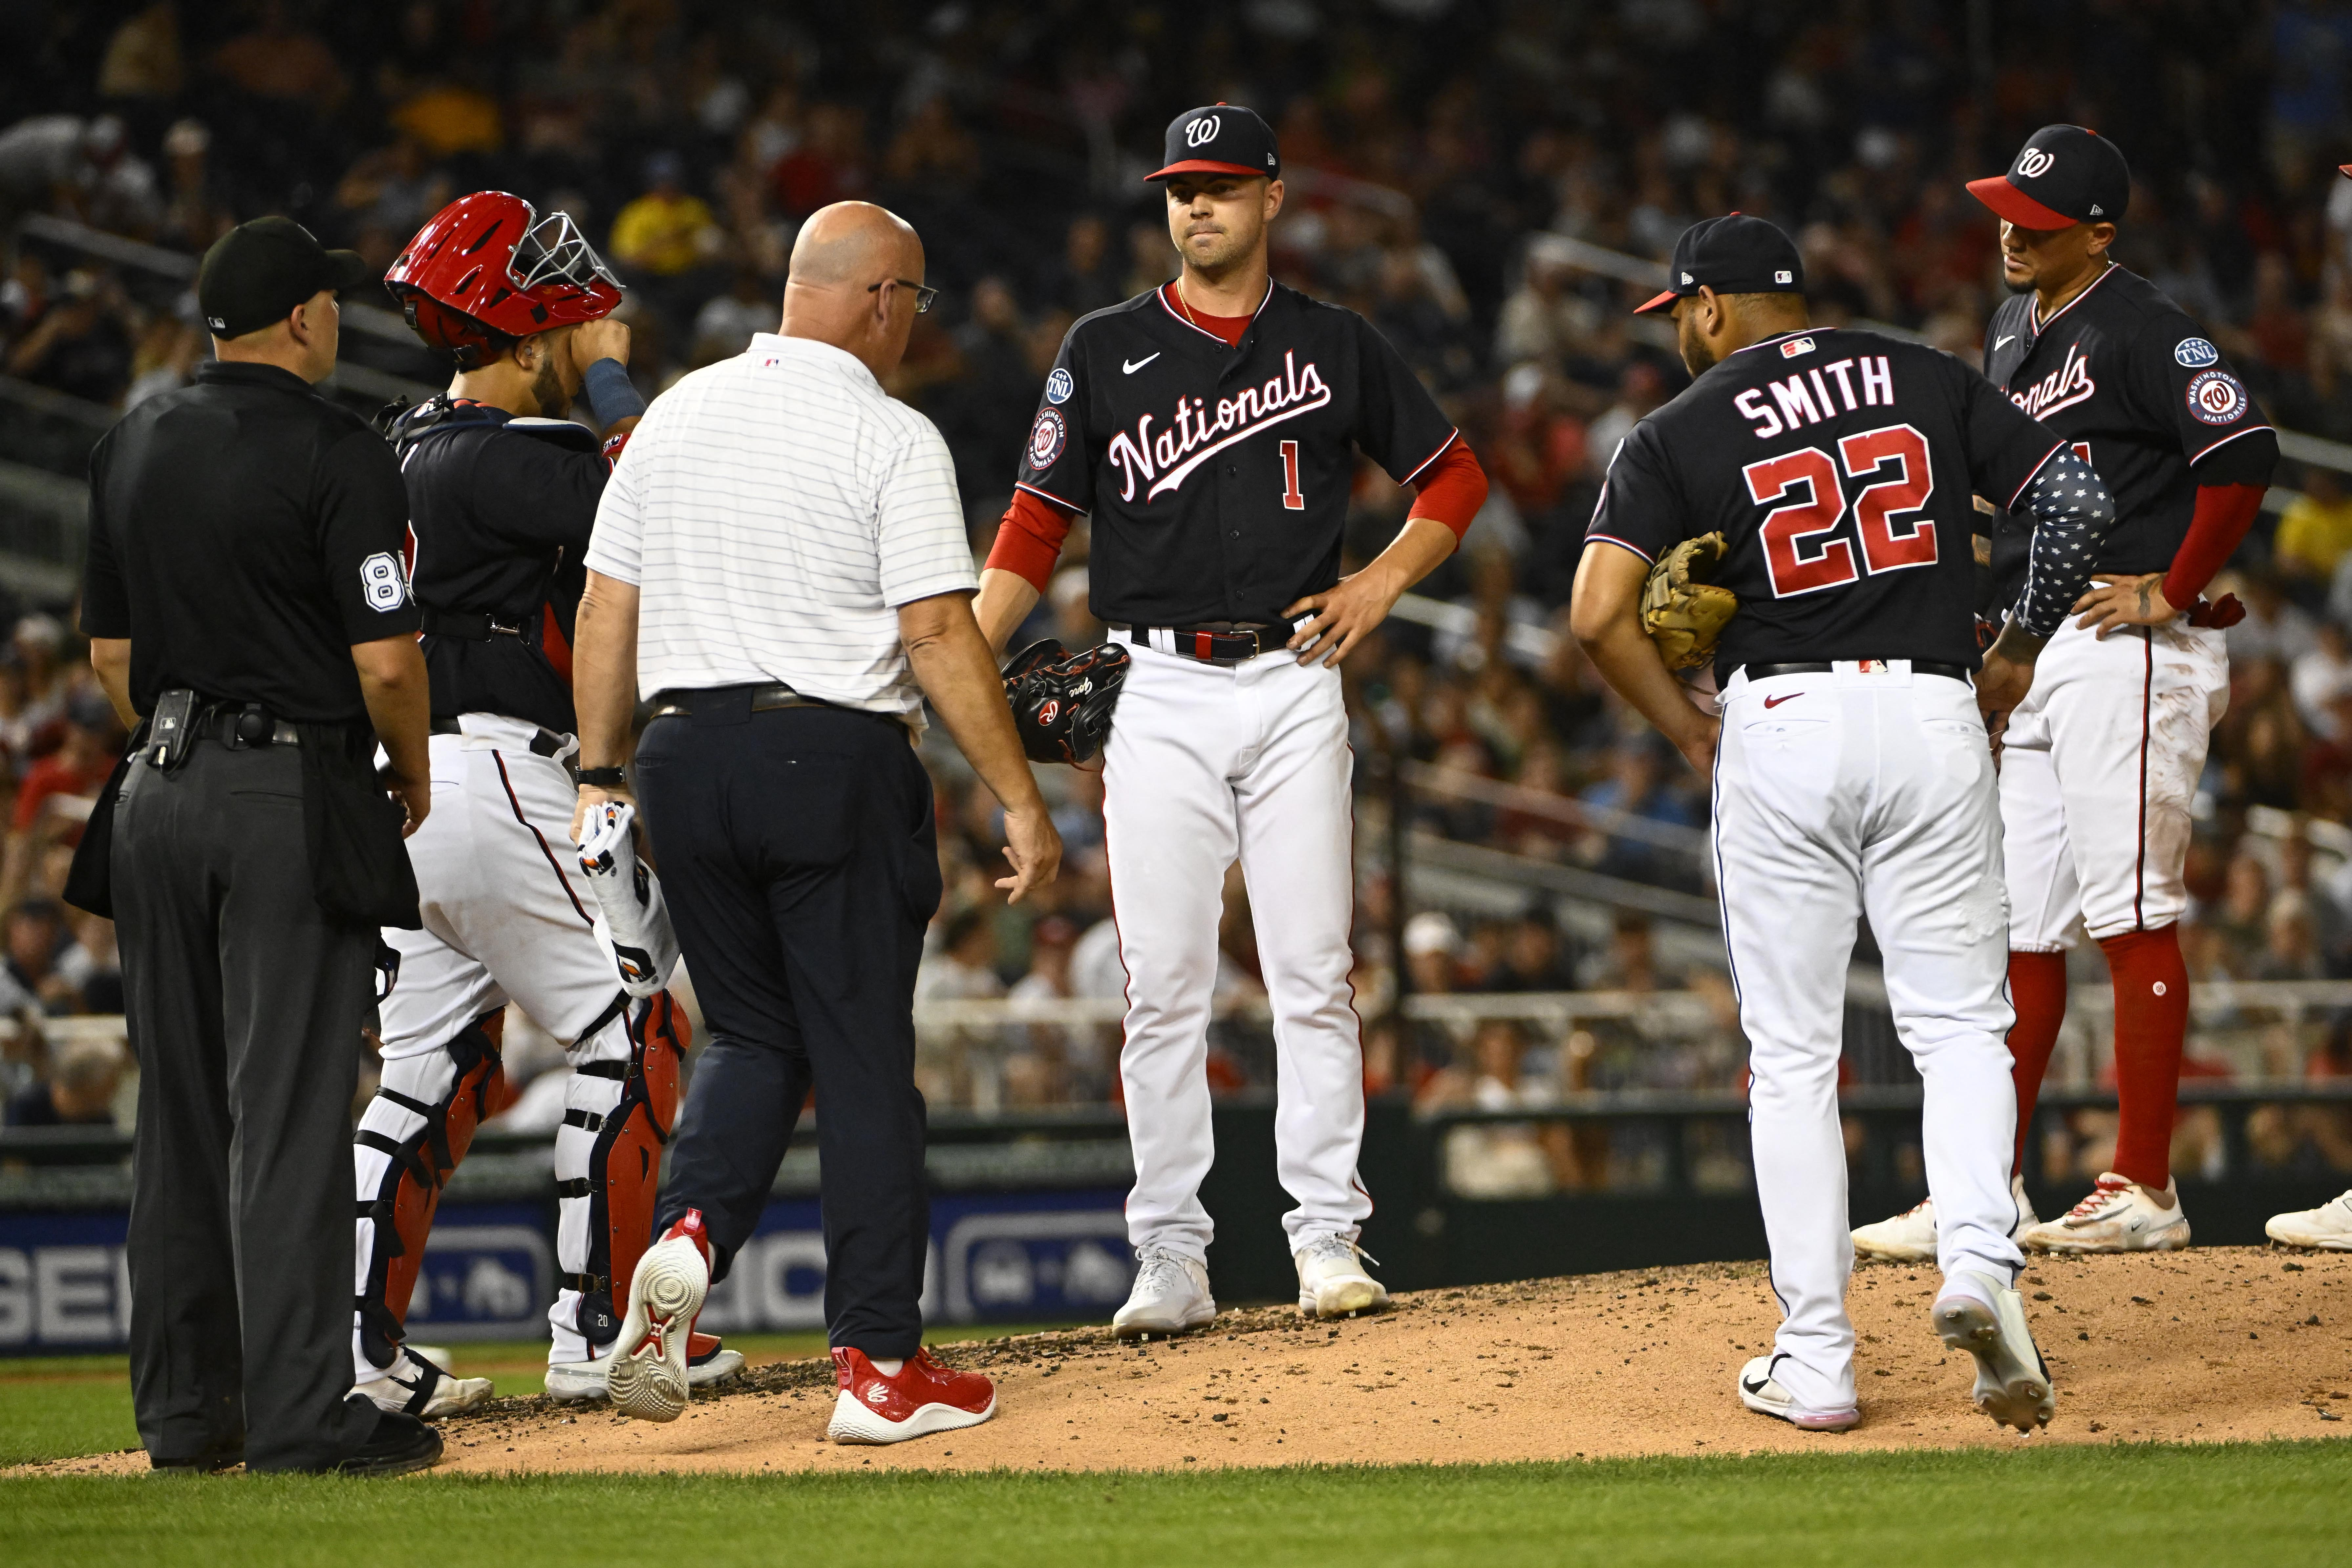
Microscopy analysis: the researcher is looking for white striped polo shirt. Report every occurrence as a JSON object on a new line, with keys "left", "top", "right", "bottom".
{"left": 584, "top": 332, "right": 976, "bottom": 724}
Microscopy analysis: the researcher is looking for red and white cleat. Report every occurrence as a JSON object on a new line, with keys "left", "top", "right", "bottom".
{"left": 605, "top": 1210, "right": 711, "bottom": 1423}
{"left": 824, "top": 1347, "right": 997, "bottom": 1445}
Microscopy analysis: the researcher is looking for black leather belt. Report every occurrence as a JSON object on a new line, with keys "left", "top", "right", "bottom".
{"left": 429, "top": 716, "right": 567, "bottom": 756}
{"left": 422, "top": 608, "right": 524, "bottom": 640}
{"left": 645, "top": 682, "right": 835, "bottom": 721}
{"left": 1738, "top": 660, "right": 1971, "bottom": 683}
{"left": 1125, "top": 622, "right": 1292, "bottom": 664}
{"left": 199, "top": 707, "right": 300, "bottom": 748}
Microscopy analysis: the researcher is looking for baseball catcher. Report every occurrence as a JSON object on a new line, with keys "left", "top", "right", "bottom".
{"left": 347, "top": 191, "right": 738, "bottom": 1419}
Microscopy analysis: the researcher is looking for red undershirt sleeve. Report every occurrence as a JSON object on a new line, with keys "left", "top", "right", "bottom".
{"left": 2161, "top": 483, "right": 2267, "bottom": 607}
{"left": 1407, "top": 438, "right": 1488, "bottom": 542}
{"left": 984, "top": 488, "right": 1079, "bottom": 592}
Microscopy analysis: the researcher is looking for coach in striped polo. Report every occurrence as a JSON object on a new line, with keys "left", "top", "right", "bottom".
{"left": 569, "top": 202, "right": 1060, "bottom": 1443}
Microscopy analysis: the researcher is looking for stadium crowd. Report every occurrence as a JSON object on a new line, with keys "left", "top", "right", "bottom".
{"left": 3, "top": 2, "right": 2351, "bottom": 1190}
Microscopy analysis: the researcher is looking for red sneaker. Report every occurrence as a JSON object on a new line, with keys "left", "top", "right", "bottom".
{"left": 607, "top": 1210, "right": 711, "bottom": 1423}
{"left": 825, "top": 1347, "right": 997, "bottom": 1444}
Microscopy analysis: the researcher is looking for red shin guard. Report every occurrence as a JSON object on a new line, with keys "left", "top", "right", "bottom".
{"left": 2096, "top": 924, "right": 2189, "bottom": 1189}
{"left": 2005, "top": 951, "right": 2069, "bottom": 1177}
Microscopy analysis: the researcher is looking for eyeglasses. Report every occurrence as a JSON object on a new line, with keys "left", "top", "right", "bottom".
{"left": 867, "top": 278, "right": 938, "bottom": 314}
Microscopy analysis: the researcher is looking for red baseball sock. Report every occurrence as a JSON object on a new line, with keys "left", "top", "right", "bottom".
{"left": 2097, "top": 924, "right": 2189, "bottom": 1190}
{"left": 2005, "top": 951, "right": 2069, "bottom": 1177}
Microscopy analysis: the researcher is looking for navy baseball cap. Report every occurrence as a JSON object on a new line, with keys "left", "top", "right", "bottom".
{"left": 198, "top": 216, "right": 371, "bottom": 339}
{"left": 1147, "top": 103, "right": 1280, "bottom": 183}
{"left": 1968, "top": 125, "right": 2131, "bottom": 230}
{"left": 1633, "top": 215, "right": 1805, "bottom": 314}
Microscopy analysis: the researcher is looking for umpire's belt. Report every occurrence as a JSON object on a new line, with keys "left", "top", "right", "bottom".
{"left": 1735, "top": 659, "right": 1971, "bottom": 684}
{"left": 422, "top": 607, "right": 525, "bottom": 640}
{"left": 198, "top": 706, "right": 300, "bottom": 748}
{"left": 645, "top": 683, "right": 836, "bottom": 722}
{"left": 1121, "top": 621, "right": 1293, "bottom": 665}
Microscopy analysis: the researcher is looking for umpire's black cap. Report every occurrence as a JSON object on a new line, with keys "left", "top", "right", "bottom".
{"left": 1147, "top": 103, "right": 1280, "bottom": 183}
{"left": 1968, "top": 125, "right": 2131, "bottom": 230}
{"left": 198, "top": 216, "right": 372, "bottom": 339}
{"left": 1633, "top": 215, "right": 1805, "bottom": 315}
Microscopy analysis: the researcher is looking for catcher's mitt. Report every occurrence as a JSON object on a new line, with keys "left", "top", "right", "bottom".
{"left": 1003, "top": 638, "right": 1131, "bottom": 766}
{"left": 1640, "top": 532, "right": 1738, "bottom": 671}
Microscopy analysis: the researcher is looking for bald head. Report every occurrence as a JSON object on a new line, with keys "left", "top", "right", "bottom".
{"left": 779, "top": 202, "right": 929, "bottom": 380}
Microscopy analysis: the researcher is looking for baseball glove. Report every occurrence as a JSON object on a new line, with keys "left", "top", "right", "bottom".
{"left": 1003, "top": 638, "right": 1131, "bottom": 766}
{"left": 1640, "top": 532, "right": 1739, "bottom": 671}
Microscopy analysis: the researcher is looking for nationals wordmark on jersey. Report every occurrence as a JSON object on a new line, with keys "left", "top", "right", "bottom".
{"left": 1018, "top": 280, "right": 1456, "bottom": 628}
{"left": 1588, "top": 327, "right": 2063, "bottom": 673}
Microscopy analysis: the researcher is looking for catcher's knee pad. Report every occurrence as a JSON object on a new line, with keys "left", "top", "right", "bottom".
{"left": 353, "top": 1012, "right": 508, "bottom": 1369}
{"left": 560, "top": 990, "right": 692, "bottom": 1349}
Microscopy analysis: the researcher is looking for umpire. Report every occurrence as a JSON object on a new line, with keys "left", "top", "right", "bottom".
{"left": 77, "top": 217, "right": 442, "bottom": 1475}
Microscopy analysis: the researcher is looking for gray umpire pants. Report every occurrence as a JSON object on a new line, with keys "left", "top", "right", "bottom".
{"left": 112, "top": 740, "right": 382, "bottom": 1472}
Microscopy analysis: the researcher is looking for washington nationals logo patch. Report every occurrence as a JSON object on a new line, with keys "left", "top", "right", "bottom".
{"left": 2185, "top": 369, "right": 2247, "bottom": 425}
{"left": 1027, "top": 407, "right": 1068, "bottom": 470}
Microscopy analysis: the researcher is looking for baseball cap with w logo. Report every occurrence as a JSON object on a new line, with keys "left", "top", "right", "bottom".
{"left": 1968, "top": 124, "right": 2131, "bottom": 230}
{"left": 1147, "top": 103, "right": 1280, "bottom": 183}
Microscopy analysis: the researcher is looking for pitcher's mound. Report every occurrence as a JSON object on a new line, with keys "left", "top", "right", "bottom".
{"left": 28, "top": 1249, "right": 2351, "bottom": 1477}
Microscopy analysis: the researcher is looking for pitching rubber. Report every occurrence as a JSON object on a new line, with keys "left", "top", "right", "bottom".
{"left": 825, "top": 1387, "right": 998, "bottom": 1445}
{"left": 1933, "top": 1292, "right": 2054, "bottom": 1432}
{"left": 605, "top": 1242, "right": 707, "bottom": 1423}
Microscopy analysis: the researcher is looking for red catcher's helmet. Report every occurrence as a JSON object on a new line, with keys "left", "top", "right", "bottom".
{"left": 385, "top": 191, "right": 622, "bottom": 369}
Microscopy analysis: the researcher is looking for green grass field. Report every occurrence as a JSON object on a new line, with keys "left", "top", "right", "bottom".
{"left": 7, "top": 1352, "right": 2349, "bottom": 1567}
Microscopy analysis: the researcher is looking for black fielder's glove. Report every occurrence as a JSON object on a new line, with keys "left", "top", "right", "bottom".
{"left": 1002, "top": 638, "right": 1130, "bottom": 766}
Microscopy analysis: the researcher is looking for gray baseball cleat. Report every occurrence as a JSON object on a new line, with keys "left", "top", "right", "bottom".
{"left": 1111, "top": 1246, "right": 1216, "bottom": 1339}
{"left": 1933, "top": 1272, "right": 2054, "bottom": 1431}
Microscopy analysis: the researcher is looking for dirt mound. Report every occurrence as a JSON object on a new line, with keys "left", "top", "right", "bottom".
{"left": 25, "top": 1249, "right": 2351, "bottom": 1477}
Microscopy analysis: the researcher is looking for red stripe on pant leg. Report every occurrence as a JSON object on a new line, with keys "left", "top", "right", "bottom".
{"left": 2134, "top": 630, "right": 2151, "bottom": 931}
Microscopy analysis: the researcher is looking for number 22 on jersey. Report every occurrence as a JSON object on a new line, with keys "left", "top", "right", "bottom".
{"left": 1742, "top": 423, "right": 1935, "bottom": 597}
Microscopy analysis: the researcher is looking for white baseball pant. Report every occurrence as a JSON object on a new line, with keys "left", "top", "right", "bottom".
{"left": 1101, "top": 631, "right": 1368, "bottom": 1261}
{"left": 353, "top": 713, "right": 636, "bottom": 1369}
{"left": 1715, "top": 662, "right": 2025, "bottom": 1414}
{"left": 2000, "top": 614, "right": 2229, "bottom": 948}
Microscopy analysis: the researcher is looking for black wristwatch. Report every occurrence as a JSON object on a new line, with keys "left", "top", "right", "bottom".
{"left": 578, "top": 765, "right": 628, "bottom": 788}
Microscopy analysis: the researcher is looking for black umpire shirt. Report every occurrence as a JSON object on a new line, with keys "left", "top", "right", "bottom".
{"left": 81, "top": 360, "right": 422, "bottom": 720}
{"left": 385, "top": 397, "right": 607, "bottom": 733}
{"left": 1017, "top": 281, "right": 1458, "bottom": 627}
{"left": 1981, "top": 264, "right": 2273, "bottom": 603}
{"left": 1587, "top": 327, "right": 2061, "bottom": 675}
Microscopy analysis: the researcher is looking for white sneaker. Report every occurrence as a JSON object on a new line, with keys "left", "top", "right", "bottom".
{"left": 2019, "top": 1172, "right": 2190, "bottom": 1253}
{"left": 2266, "top": 1189, "right": 2352, "bottom": 1250}
{"left": 605, "top": 1211, "right": 711, "bottom": 1422}
{"left": 1852, "top": 1174, "right": 2040, "bottom": 1263}
{"left": 1735, "top": 1354, "right": 1858, "bottom": 1431}
{"left": 1294, "top": 1234, "right": 1389, "bottom": 1318}
{"left": 1932, "top": 1273, "right": 2054, "bottom": 1431}
{"left": 1111, "top": 1246, "right": 1215, "bottom": 1339}
{"left": 359, "top": 1344, "right": 494, "bottom": 1420}
{"left": 545, "top": 1334, "right": 744, "bottom": 1402}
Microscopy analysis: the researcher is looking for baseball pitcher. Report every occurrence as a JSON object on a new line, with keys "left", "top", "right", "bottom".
{"left": 1570, "top": 215, "right": 2101, "bottom": 1433}
{"left": 974, "top": 105, "right": 1489, "bottom": 1336}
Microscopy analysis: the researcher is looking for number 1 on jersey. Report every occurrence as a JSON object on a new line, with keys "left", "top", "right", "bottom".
{"left": 1280, "top": 439, "right": 1305, "bottom": 510}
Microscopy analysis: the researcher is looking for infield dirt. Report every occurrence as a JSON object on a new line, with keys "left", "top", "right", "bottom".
{"left": 22, "top": 1248, "right": 2351, "bottom": 1476}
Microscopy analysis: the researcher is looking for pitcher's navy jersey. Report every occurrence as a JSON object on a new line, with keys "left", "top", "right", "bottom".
{"left": 1587, "top": 328, "right": 2063, "bottom": 674}
{"left": 386, "top": 397, "right": 610, "bottom": 732}
{"left": 1980, "top": 264, "right": 2271, "bottom": 602}
{"left": 1016, "top": 280, "right": 1458, "bottom": 627}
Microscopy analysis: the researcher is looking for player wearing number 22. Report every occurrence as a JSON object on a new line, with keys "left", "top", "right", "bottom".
{"left": 1852, "top": 127, "right": 2279, "bottom": 1261}
{"left": 976, "top": 105, "right": 1488, "bottom": 1336}
{"left": 1571, "top": 215, "right": 2111, "bottom": 1432}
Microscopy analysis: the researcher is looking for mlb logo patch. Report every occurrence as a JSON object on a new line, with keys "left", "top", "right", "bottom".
{"left": 1780, "top": 337, "right": 1816, "bottom": 358}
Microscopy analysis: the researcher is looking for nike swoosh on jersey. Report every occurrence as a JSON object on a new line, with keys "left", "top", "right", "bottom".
{"left": 1123, "top": 353, "right": 1161, "bottom": 374}
{"left": 1995, "top": 335, "right": 2016, "bottom": 348}
{"left": 1763, "top": 693, "right": 1803, "bottom": 708}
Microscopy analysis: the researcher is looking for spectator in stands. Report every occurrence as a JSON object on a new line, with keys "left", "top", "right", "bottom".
{"left": 0, "top": 898, "right": 97, "bottom": 1017}
{"left": 2226, "top": 571, "right": 2321, "bottom": 665}
{"left": 2292, "top": 619, "right": 2352, "bottom": 738}
{"left": 3, "top": 1033, "right": 126, "bottom": 1127}
{"left": 1042, "top": 213, "right": 1125, "bottom": 317}
{"left": 155, "top": 119, "right": 234, "bottom": 254}
{"left": 608, "top": 151, "right": 723, "bottom": 329}
{"left": 2, "top": 688, "right": 121, "bottom": 910}
{"left": 6, "top": 268, "right": 135, "bottom": 405}
{"left": 690, "top": 266, "right": 776, "bottom": 365}
{"left": 1576, "top": 735, "right": 1701, "bottom": 885}
{"left": 1485, "top": 900, "right": 1581, "bottom": 993}
{"left": 2275, "top": 465, "right": 2352, "bottom": 585}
